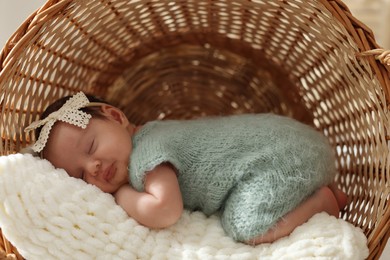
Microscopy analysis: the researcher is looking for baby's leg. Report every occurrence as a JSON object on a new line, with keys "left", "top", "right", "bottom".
{"left": 246, "top": 186, "right": 342, "bottom": 245}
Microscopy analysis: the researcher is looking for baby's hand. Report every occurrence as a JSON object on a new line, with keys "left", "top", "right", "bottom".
{"left": 112, "top": 165, "right": 183, "bottom": 229}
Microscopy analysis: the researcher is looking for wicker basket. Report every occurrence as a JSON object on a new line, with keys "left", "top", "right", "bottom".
{"left": 0, "top": 0, "right": 389, "bottom": 259}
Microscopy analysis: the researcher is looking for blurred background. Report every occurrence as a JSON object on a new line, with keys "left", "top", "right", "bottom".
{"left": 344, "top": 0, "right": 390, "bottom": 49}
{"left": 0, "top": 0, "right": 389, "bottom": 259}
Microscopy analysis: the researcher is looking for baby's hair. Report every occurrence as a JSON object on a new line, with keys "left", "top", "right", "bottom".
{"left": 35, "top": 94, "right": 109, "bottom": 140}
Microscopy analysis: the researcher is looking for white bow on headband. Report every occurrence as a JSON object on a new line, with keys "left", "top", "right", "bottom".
{"left": 24, "top": 92, "right": 95, "bottom": 153}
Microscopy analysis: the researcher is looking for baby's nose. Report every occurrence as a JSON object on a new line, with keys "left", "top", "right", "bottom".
{"left": 86, "top": 160, "right": 101, "bottom": 176}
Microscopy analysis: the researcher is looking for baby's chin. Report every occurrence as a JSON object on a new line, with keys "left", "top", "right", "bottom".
{"left": 110, "top": 183, "right": 128, "bottom": 195}
{"left": 112, "top": 173, "right": 130, "bottom": 193}
{"left": 101, "top": 185, "right": 121, "bottom": 194}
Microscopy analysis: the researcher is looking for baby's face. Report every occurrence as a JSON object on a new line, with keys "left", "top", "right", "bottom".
{"left": 43, "top": 107, "right": 135, "bottom": 194}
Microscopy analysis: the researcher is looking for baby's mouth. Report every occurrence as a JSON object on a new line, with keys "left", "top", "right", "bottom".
{"left": 104, "top": 164, "right": 116, "bottom": 182}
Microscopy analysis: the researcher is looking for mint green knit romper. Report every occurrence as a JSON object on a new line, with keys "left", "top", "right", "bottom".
{"left": 129, "top": 114, "right": 336, "bottom": 242}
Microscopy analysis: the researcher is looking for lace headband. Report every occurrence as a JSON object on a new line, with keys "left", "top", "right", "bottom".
{"left": 24, "top": 92, "right": 104, "bottom": 153}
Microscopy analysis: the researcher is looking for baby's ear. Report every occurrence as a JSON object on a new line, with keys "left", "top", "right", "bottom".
{"left": 100, "top": 105, "right": 129, "bottom": 126}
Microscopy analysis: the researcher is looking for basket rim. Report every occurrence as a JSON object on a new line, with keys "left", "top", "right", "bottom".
{"left": 0, "top": 0, "right": 389, "bottom": 259}
{"left": 0, "top": 0, "right": 71, "bottom": 74}
{"left": 317, "top": 0, "right": 390, "bottom": 98}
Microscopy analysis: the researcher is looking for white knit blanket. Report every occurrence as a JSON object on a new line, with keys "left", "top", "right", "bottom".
{"left": 0, "top": 154, "right": 369, "bottom": 259}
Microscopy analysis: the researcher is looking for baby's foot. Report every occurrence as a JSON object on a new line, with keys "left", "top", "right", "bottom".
{"left": 315, "top": 186, "right": 340, "bottom": 218}
{"left": 328, "top": 183, "right": 348, "bottom": 210}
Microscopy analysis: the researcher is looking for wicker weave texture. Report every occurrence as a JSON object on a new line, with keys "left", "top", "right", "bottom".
{"left": 0, "top": 0, "right": 389, "bottom": 259}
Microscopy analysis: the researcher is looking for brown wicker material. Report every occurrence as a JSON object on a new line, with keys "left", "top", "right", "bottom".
{"left": 0, "top": 0, "right": 389, "bottom": 259}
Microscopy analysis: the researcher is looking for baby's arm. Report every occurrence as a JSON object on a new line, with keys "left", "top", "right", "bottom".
{"left": 114, "top": 164, "right": 183, "bottom": 229}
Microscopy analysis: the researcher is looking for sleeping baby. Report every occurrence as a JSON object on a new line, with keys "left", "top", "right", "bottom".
{"left": 24, "top": 92, "right": 347, "bottom": 244}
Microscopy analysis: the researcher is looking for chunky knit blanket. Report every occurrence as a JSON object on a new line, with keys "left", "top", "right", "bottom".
{"left": 130, "top": 114, "right": 335, "bottom": 241}
{"left": 0, "top": 154, "right": 368, "bottom": 259}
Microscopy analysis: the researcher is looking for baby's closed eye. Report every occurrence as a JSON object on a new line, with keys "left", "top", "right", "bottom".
{"left": 88, "top": 139, "right": 95, "bottom": 154}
